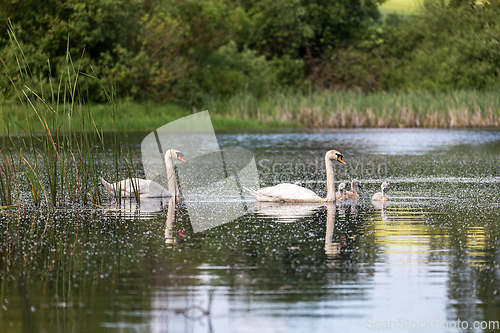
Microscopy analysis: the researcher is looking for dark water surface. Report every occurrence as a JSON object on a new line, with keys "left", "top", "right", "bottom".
{"left": 2, "top": 129, "right": 500, "bottom": 332}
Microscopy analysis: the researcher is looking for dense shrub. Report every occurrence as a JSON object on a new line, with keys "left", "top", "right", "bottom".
{"left": 374, "top": 1, "right": 500, "bottom": 91}
{"left": 1, "top": 0, "right": 500, "bottom": 105}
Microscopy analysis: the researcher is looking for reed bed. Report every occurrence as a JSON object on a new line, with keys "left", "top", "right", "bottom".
{"left": 4, "top": 89, "right": 499, "bottom": 133}
{"left": 0, "top": 24, "right": 138, "bottom": 209}
{"left": 204, "top": 89, "right": 500, "bottom": 129}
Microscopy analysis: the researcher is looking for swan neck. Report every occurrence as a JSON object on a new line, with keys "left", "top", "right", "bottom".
{"left": 325, "top": 157, "right": 335, "bottom": 202}
{"left": 164, "top": 150, "right": 177, "bottom": 197}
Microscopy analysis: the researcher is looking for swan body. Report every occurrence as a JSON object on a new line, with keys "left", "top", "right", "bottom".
{"left": 245, "top": 150, "right": 346, "bottom": 203}
{"left": 345, "top": 179, "right": 361, "bottom": 200}
{"left": 245, "top": 183, "right": 324, "bottom": 202}
{"left": 372, "top": 182, "right": 389, "bottom": 201}
{"left": 101, "top": 149, "right": 186, "bottom": 199}
{"left": 100, "top": 177, "right": 170, "bottom": 198}
{"left": 336, "top": 183, "right": 346, "bottom": 201}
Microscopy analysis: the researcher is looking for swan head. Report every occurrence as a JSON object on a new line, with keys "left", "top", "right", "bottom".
{"left": 339, "top": 182, "right": 346, "bottom": 193}
{"left": 294, "top": 181, "right": 302, "bottom": 187}
{"left": 381, "top": 182, "right": 389, "bottom": 194}
{"left": 352, "top": 179, "right": 361, "bottom": 190}
{"left": 326, "top": 150, "right": 346, "bottom": 165}
{"left": 166, "top": 149, "right": 186, "bottom": 163}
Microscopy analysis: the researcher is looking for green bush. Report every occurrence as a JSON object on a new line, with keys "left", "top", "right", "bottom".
{"left": 2, "top": 0, "right": 500, "bottom": 106}
{"left": 189, "top": 41, "right": 277, "bottom": 99}
{"left": 375, "top": 1, "right": 500, "bottom": 91}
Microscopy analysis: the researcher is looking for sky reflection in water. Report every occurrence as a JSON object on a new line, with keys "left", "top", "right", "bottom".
{"left": 1, "top": 129, "right": 500, "bottom": 333}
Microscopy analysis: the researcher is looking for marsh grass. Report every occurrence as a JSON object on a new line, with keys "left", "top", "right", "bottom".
{"left": 0, "top": 22, "right": 139, "bottom": 209}
{"left": 4, "top": 89, "right": 499, "bottom": 133}
{"left": 202, "top": 89, "right": 500, "bottom": 129}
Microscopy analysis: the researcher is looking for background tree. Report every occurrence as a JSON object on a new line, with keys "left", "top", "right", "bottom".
{"left": 1, "top": 0, "right": 500, "bottom": 105}
{"left": 243, "top": 0, "right": 384, "bottom": 89}
{"left": 374, "top": 1, "right": 500, "bottom": 91}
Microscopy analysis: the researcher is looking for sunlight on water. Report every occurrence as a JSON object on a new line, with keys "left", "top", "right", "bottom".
{"left": 1, "top": 129, "right": 500, "bottom": 332}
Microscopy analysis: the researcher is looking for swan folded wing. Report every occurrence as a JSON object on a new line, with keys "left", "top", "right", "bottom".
{"left": 254, "top": 183, "right": 323, "bottom": 202}
{"left": 116, "top": 178, "right": 140, "bottom": 197}
{"left": 142, "top": 180, "right": 172, "bottom": 198}
{"left": 126, "top": 178, "right": 171, "bottom": 198}
{"left": 372, "top": 192, "right": 388, "bottom": 201}
{"left": 103, "top": 178, "right": 171, "bottom": 198}
{"left": 345, "top": 191, "right": 359, "bottom": 199}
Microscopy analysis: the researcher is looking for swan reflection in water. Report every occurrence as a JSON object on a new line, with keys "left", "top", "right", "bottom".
{"left": 103, "top": 195, "right": 186, "bottom": 245}
{"left": 372, "top": 199, "right": 389, "bottom": 220}
{"left": 105, "top": 196, "right": 186, "bottom": 244}
{"left": 324, "top": 203, "right": 348, "bottom": 263}
{"left": 103, "top": 195, "right": 171, "bottom": 219}
{"left": 165, "top": 197, "right": 186, "bottom": 245}
{"left": 249, "top": 202, "right": 323, "bottom": 223}
{"left": 249, "top": 201, "right": 349, "bottom": 263}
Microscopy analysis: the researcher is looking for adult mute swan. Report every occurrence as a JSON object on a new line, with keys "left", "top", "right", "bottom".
{"left": 372, "top": 182, "right": 389, "bottom": 201}
{"left": 100, "top": 149, "right": 186, "bottom": 199}
{"left": 245, "top": 150, "right": 346, "bottom": 202}
{"left": 336, "top": 182, "right": 346, "bottom": 201}
{"left": 345, "top": 179, "right": 361, "bottom": 200}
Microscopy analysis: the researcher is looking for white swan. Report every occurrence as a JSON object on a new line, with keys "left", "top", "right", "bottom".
{"left": 372, "top": 182, "right": 389, "bottom": 201}
{"left": 345, "top": 179, "right": 361, "bottom": 200}
{"left": 245, "top": 150, "right": 346, "bottom": 202}
{"left": 100, "top": 149, "right": 186, "bottom": 199}
{"left": 336, "top": 182, "right": 346, "bottom": 201}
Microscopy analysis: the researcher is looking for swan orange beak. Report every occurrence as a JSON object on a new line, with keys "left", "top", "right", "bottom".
{"left": 178, "top": 156, "right": 186, "bottom": 163}
{"left": 337, "top": 156, "right": 346, "bottom": 165}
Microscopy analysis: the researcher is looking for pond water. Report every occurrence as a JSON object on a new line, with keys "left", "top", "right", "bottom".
{"left": 1, "top": 128, "right": 500, "bottom": 332}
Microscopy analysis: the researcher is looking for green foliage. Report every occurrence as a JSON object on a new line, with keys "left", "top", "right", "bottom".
{"left": 245, "top": 0, "right": 382, "bottom": 58}
{"left": 0, "top": 0, "right": 280, "bottom": 103}
{"left": 0, "top": 0, "right": 146, "bottom": 102}
{"left": 1, "top": 0, "right": 500, "bottom": 107}
{"left": 243, "top": 0, "right": 384, "bottom": 87}
{"left": 189, "top": 41, "right": 276, "bottom": 99}
{"left": 374, "top": 1, "right": 500, "bottom": 91}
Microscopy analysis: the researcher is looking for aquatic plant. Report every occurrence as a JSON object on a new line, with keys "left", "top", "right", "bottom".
{"left": 0, "top": 22, "right": 139, "bottom": 209}
{"left": 201, "top": 89, "right": 500, "bottom": 129}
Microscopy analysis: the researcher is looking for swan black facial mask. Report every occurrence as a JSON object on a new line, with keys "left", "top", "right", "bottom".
{"left": 176, "top": 152, "right": 186, "bottom": 163}
{"left": 336, "top": 154, "right": 346, "bottom": 165}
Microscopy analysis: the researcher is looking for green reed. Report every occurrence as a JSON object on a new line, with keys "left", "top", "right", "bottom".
{"left": 0, "top": 147, "right": 16, "bottom": 207}
{"left": 0, "top": 22, "right": 139, "bottom": 209}
{"left": 201, "top": 89, "right": 500, "bottom": 129}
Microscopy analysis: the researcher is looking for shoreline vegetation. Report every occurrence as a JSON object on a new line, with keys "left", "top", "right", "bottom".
{"left": 3, "top": 89, "right": 500, "bottom": 132}
{"left": 1, "top": 1, "right": 500, "bottom": 210}
{"left": 3, "top": 1, "right": 500, "bottom": 133}
{"left": 204, "top": 89, "right": 500, "bottom": 130}
{"left": 0, "top": 29, "right": 140, "bottom": 209}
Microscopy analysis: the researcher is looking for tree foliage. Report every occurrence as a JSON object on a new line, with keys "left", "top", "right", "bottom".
{"left": 375, "top": 1, "right": 500, "bottom": 91}
{"left": 1, "top": 0, "right": 500, "bottom": 105}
